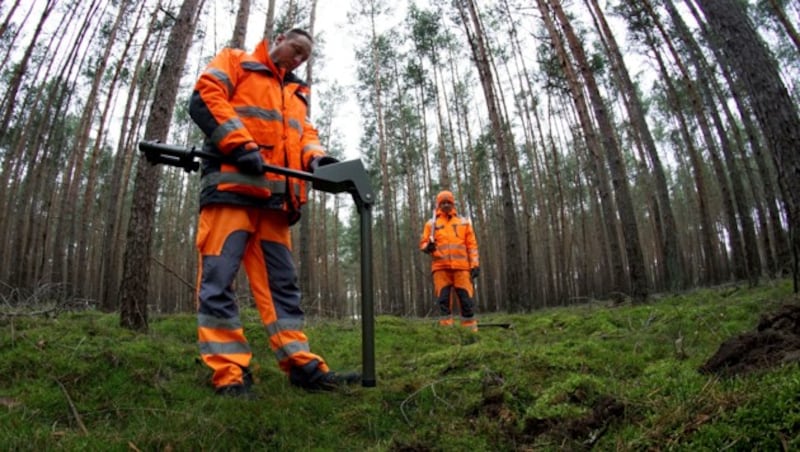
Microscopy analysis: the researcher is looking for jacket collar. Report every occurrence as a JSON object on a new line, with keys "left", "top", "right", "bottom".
{"left": 247, "top": 39, "right": 307, "bottom": 86}
{"left": 250, "top": 39, "right": 282, "bottom": 78}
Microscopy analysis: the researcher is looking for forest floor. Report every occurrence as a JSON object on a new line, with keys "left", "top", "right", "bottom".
{"left": 1, "top": 280, "right": 799, "bottom": 450}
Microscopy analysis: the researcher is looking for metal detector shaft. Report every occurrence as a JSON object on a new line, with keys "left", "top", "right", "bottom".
{"left": 138, "top": 140, "right": 315, "bottom": 181}
{"left": 138, "top": 140, "right": 376, "bottom": 387}
{"left": 479, "top": 323, "right": 513, "bottom": 329}
{"left": 359, "top": 201, "right": 375, "bottom": 387}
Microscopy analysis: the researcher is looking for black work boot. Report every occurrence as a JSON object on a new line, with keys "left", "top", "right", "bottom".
{"left": 215, "top": 366, "right": 256, "bottom": 398}
{"left": 215, "top": 383, "right": 255, "bottom": 399}
{"left": 242, "top": 366, "right": 254, "bottom": 389}
{"left": 289, "top": 361, "right": 360, "bottom": 392}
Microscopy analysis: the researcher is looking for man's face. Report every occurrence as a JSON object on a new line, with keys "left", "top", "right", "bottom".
{"left": 270, "top": 33, "right": 313, "bottom": 72}
{"left": 440, "top": 200, "right": 454, "bottom": 213}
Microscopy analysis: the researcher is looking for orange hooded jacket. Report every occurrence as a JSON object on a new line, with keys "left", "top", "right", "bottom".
{"left": 189, "top": 39, "right": 325, "bottom": 214}
{"left": 419, "top": 194, "right": 479, "bottom": 272}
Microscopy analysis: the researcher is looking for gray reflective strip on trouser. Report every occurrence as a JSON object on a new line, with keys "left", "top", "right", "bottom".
{"left": 206, "top": 68, "right": 234, "bottom": 97}
{"left": 234, "top": 106, "right": 283, "bottom": 122}
{"left": 265, "top": 318, "right": 305, "bottom": 336}
{"left": 202, "top": 172, "right": 288, "bottom": 192}
{"left": 198, "top": 312, "right": 242, "bottom": 330}
{"left": 210, "top": 117, "right": 245, "bottom": 146}
{"left": 198, "top": 341, "right": 251, "bottom": 355}
{"left": 273, "top": 340, "right": 310, "bottom": 361}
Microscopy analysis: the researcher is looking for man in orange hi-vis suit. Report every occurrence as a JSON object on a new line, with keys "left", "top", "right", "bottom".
{"left": 419, "top": 190, "right": 480, "bottom": 331}
{"left": 188, "top": 28, "right": 358, "bottom": 396}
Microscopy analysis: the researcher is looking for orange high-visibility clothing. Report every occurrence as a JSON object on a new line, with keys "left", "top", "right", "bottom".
{"left": 420, "top": 203, "right": 480, "bottom": 327}
{"left": 189, "top": 39, "right": 325, "bottom": 216}
{"left": 419, "top": 207, "right": 479, "bottom": 272}
{"left": 195, "top": 205, "right": 329, "bottom": 388}
{"left": 189, "top": 39, "right": 330, "bottom": 389}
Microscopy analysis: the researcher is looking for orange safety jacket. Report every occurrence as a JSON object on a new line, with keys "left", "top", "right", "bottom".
{"left": 189, "top": 39, "right": 325, "bottom": 215}
{"left": 419, "top": 207, "right": 479, "bottom": 272}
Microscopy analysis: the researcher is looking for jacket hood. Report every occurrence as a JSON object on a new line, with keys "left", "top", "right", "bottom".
{"left": 436, "top": 190, "right": 455, "bottom": 207}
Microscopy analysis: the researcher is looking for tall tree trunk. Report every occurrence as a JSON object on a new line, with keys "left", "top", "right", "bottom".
{"left": 263, "top": 0, "right": 276, "bottom": 41}
{"left": 765, "top": 0, "right": 800, "bottom": 52}
{"left": 694, "top": 0, "right": 800, "bottom": 291}
{"left": 456, "top": 0, "right": 527, "bottom": 311}
{"left": 686, "top": 0, "right": 790, "bottom": 278}
{"left": 0, "top": 1, "right": 23, "bottom": 57}
{"left": 663, "top": 0, "right": 761, "bottom": 285}
{"left": 229, "top": 0, "right": 250, "bottom": 49}
{"left": 550, "top": 0, "right": 648, "bottom": 303}
{"left": 119, "top": 0, "right": 202, "bottom": 331}
{"left": 0, "top": 0, "right": 54, "bottom": 132}
{"left": 587, "top": 0, "right": 685, "bottom": 291}
{"left": 0, "top": 0, "right": 56, "bottom": 248}
{"left": 298, "top": 0, "right": 317, "bottom": 316}
{"left": 638, "top": 0, "right": 746, "bottom": 283}
{"left": 0, "top": 0, "right": 83, "bottom": 286}
{"left": 654, "top": 46, "right": 722, "bottom": 284}
{"left": 536, "top": 0, "right": 627, "bottom": 301}
{"left": 78, "top": 0, "right": 141, "bottom": 299}
{"left": 100, "top": 3, "right": 164, "bottom": 311}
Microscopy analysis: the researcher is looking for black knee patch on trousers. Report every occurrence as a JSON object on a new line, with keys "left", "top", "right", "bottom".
{"left": 436, "top": 285, "right": 453, "bottom": 315}
{"left": 455, "top": 288, "right": 475, "bottom": 318}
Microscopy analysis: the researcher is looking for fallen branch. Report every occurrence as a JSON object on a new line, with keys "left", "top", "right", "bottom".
{"left": 151, "top": 257, "right": 195, "bottom": 291}
{"left": 55, "top": 379, "right": 88, "bottom": 435}
{"left": 400, "top": 377, "right": 471, "bottom": 426}
{"left": 0, "top": 305, "right": 58, "bottom": 318}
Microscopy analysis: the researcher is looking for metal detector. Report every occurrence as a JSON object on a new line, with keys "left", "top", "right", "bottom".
{"left": 138, "top": 140, "right": 377, "bottom": 387}
{"left": 472, "top": 275, "right": 512, "bottom": 329}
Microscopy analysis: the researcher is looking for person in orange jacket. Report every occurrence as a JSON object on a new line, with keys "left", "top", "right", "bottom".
{"left": 188, "top": 28, "right": 358, "bottom": 396}
{"left": 419, "top": 190, "right": 480, "bottom": 331}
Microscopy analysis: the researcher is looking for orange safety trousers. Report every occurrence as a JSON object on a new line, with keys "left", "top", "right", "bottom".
{"left": 433, "top": 269, "right": 478, "bottom": 330}
{"left": 195, "top": 205, "right": 328, "bottom": 388}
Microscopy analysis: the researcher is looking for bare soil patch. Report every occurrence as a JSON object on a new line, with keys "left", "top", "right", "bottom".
{"left": 700, "top": 303, "right": 800, "bottom": 376}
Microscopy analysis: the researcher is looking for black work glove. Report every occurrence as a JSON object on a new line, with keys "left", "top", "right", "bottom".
{"left": 470, "top": 267, "right": 480, "bottom": 279}
{"left": 230, "top": 143, "right": 264, "bottom": 175}
{"left": 424, "top": 241, "right": 436, "bottom": 253}
{"left": 309, "top": 155, "right": 339, "bottom": 173}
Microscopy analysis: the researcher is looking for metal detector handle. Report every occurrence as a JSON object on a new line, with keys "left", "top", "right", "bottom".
{"left": 429, "top": 209, "right": 436, "bottom": 243}
{"left": 138, "top": 140, "right": 315, "bottom": 181}
{"left": 138, "top": 140, "right": 376, "bottom": 205}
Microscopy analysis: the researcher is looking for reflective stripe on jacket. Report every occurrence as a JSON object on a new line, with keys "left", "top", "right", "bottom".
{"left": 419, "top": 208, "right": 479, "bottom": 272}
{"left": 189, "top": 39, "right": 325, "bottom": 212}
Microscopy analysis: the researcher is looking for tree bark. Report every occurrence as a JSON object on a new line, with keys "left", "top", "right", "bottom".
{"left": 229, "top": 0, "right": 250, "bottom": 49}
{"left": 119, "top": 0, "right": 202, "bottom": 330}
{"left": 694, "top": 0, "right": 800, "bottom": 291}
{"left": 457, "top": 0, "right": 527, "bottom": 311}
{"left": 587, "top": 0, "right": 685, "bottom": 291}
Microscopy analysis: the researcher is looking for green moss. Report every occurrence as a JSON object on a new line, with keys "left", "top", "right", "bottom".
{"left": 0, "top": 281, "right": 795, "bottom": 450}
